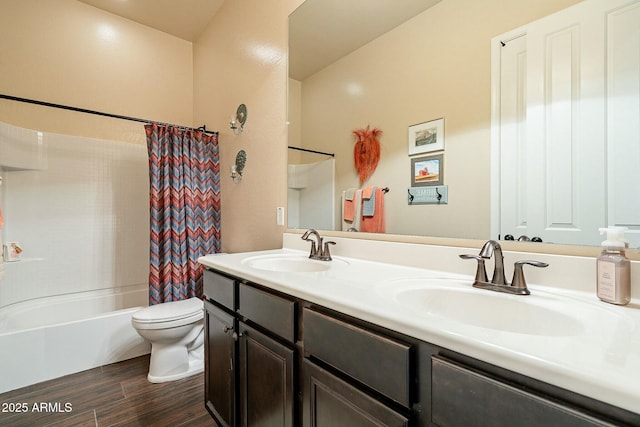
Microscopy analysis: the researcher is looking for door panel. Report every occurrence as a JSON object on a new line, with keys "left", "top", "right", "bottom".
{"left": 205, "top": 301, "right": 236, "bottom": 427}
{"left": 238, "top": 323, "right": 295, "bottom": 427}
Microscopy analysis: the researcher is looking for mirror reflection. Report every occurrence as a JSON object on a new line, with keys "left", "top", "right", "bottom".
{"left": 287, "top": 0, "right": 640, "bottom": 248}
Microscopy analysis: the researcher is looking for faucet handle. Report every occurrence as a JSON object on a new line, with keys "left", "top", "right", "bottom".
{"left": 319, "top": 241, "right": 335, "bottom": 261}
{"left": 459, "top": 254, "right": 488, "bottom": 284}
{"left": 511, "top": 260, "right": 549, "bottom": 292}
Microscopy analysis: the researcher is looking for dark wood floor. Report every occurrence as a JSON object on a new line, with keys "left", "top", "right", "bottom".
{"left": 0, "top": 355, "right": 214, "bottom": 427}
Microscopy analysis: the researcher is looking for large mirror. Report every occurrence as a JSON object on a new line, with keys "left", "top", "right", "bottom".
{"left": 287, "top": 0, "right": 640, "bottom": 248}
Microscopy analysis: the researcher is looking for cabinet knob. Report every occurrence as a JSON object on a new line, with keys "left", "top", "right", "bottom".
{"left": 223, "top": 325, "right": 233, "bottom": 333}
{"left": 232, "top": 332, "right": 243, "bottom": 341}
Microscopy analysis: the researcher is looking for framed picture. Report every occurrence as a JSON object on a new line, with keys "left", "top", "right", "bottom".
{"left": 411, "top": 154, "right": 443, "bottom": 187}
{"left": 408, "top": 118, "right": 444, "bottom": 155}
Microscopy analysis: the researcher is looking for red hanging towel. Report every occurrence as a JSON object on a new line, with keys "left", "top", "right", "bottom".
{"left": 360, "top": 187, "right": 385, "bottom": 233}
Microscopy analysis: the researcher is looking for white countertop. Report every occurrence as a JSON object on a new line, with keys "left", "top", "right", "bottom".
{"left": 198, "top": 247, "right": 640, "bottom": 415}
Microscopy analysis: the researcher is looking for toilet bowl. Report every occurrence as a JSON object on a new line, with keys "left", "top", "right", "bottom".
{"left": 131, "top": 297, "right": 205, "bottom": 383}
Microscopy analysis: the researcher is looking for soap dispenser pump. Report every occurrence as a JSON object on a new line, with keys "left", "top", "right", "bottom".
{"left": 596, "top": 226, "right": 631, "bottom": 305}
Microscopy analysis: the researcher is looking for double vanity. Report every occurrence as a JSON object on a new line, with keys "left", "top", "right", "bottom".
{"left": 198, "top": 232, "right": 640, "bottom": 426}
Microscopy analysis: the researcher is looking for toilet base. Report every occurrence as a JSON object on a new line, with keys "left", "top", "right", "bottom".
{"left": 146, "top": 333, "right": 205, "bottom": 383}
{"left": 147, "top": 358, "right": 203, "bottom": 383}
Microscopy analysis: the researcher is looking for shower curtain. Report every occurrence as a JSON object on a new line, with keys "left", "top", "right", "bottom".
{"left": 145, "top": 124, "right": 221, "bottom": 304}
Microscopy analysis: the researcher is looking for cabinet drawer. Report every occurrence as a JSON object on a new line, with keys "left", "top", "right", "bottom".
{"left": 431, "top": 356, "right": 612, "bottom": 427}
{"left": 303, "top": 308, "right": 412, "bottom": 407}
{"left": 203, "top": 269, "right": 235, "bottom": 310}
{"left": 238, "top": 283, "right": 296, "bottom": 342}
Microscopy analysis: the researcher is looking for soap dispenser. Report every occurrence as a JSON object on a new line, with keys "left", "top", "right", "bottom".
{"left": 596, "top": 227, "right": 631, "bottom": 305}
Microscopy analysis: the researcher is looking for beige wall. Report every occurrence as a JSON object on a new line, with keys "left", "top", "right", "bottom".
{"left": 0, "top": 0, "right": 193, "bottom": 144}
{"left": 295, "top": 0, "right": 580, "bottom": 239}
{"left": 0, "top": 0, "right": 300, "bottom": 256}
{"left": 0, "top": 0, "right": 583, "bottom": 253}
{"left": 193, "top": 0, "right": 303, "bottom": 252}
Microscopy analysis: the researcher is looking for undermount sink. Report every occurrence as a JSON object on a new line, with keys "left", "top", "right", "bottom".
{"left": 241, "top": 253, "right": 349, "bottom": 273}
{"left": 378, "top": 278, "right": 631, "bottom": 337}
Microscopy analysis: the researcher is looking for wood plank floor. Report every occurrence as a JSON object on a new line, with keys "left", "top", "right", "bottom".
{"left": 0, "top": 355, "right": 214, "bottom": 427}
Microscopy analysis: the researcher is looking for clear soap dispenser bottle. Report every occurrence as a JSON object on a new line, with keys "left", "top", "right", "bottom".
{"left": 596, "top": 227, "right": 631, "bottom": 305}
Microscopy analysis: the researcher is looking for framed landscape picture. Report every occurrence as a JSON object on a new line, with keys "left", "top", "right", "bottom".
{"left": 408, "top": 118, "right": 444, "bottom": 155}
{"left": 411, "top": 154, "right": 443, "bottom": 187}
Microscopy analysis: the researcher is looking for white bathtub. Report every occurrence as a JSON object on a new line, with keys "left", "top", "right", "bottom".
{"left": 0, "top": 286, "right": 151, "bottom": 393}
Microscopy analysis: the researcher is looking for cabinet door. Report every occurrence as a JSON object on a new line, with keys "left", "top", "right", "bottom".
{"left": 303, "top": 360, "right": 409, "bottom": 427}
{"left": 205, "top": 300, "right": 236, "bottom": 427}
{"left": 238, "top": 323, "right": 295, "bottom": 427}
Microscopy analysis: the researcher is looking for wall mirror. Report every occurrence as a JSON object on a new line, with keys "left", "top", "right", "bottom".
{"left": 287, "top": 0, "right": 640, "bottom": 250}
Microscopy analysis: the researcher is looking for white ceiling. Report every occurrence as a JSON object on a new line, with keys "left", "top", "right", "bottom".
{"left": 77, "top": 0, "right": 224, "bottom": 41}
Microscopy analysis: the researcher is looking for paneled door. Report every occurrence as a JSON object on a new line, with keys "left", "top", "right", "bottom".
{"left": 495, "top": 0, "right": 640, "bottom": 246}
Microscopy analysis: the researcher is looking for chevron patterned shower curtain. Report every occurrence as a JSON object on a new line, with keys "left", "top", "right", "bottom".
{"left": 145, "top": 124, "right": 221, "bottom": 304}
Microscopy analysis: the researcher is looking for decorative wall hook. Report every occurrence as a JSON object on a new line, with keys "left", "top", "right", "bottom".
{"left": 231, "top": 150, "right": 247, "bottom": 183}
{"left": 229, "top": 104, "right": 247, "bottom": 135}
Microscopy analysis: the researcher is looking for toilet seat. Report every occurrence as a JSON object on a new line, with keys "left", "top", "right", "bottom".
{"left": 132, "top": 298, "right": 204, "bottom": 330}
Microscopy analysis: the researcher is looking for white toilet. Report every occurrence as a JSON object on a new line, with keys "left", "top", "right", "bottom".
{"left": 131, "top": 297, "right": 205, "bottom": 383}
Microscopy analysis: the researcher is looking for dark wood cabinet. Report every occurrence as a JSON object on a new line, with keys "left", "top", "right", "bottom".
{"left": 302, "top": 359, "right": 409, "bottom": 427}
{"left": 204, "top": 270, "right": 298, "bottom": 427}
{"left": 204, "top": 300, "right": 236, "bottom": 427}
{"left": 203, "top": 267, "right": 640, "bottom": 427}
{"left": 303, "top": 308, "right": 413, "bottom": 408}
{"left": 238, "top": 323, "right": 295, "bottom": 427}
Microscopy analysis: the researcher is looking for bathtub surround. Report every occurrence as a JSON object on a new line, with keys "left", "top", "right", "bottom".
{"left": 145, "top": 124, "right": 221, "bottom": 304}
{"left": 0, "top": 176, "right": 3, "bottom": 282}
{"left": 0, "top": 236, "right": 3, "bottom": 282}
{"left": 0, "top": 122, "right": 149, "bottom": 308}
{"left": 0, "top": 176, "right": 4, "bottom": 228}
{"left": 0, "top": 122, "right": 151, "bottom": 392}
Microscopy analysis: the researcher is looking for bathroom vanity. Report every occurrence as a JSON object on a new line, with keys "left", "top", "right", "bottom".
{"left": 199, "top": 237, "right": 640, "bottom": 427}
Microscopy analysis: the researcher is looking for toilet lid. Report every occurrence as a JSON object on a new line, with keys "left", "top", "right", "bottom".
{"left": 132, "top": 297, "right": 204, "bottom": 323}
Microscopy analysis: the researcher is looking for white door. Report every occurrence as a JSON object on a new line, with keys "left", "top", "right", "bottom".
{"left": 606, "top": 1, "right": 640, "bottom": 248}
{"left": 498, "top": 35, "right": 529, "bottom": 240}
{"left": 496, "top": 0, "right": 640, "bottom": 246}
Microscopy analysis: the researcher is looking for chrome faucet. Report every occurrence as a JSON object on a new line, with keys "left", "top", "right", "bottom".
{"left": 301, "top": 229, "right": 335, "bottom": 261}
{"left": 460, "top": 240, "right": 548, "bottom": 295}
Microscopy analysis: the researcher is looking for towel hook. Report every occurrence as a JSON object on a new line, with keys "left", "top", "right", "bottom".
{"left": 407, "top": 189, "right": 414, "bottom": 204}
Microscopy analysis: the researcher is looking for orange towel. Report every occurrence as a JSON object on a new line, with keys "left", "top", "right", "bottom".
{"left": 360, "top": 187, "right": 385, "bottom": 233}
{"left": 343, "top": 197, "right": 354, "bottom": 221}
{"left": 362, "top": 186, "right": 374, "bottom": 199}
{"left": 342, "top": 190, "right": 362, "bottom": 231}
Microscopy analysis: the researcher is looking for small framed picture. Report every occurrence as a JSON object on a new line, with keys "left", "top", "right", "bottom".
{"left": 411, "top": 154, "right": 443, "bottom": 187}
{"left": 408, "top": 118, "right": 444, "bottom": 155}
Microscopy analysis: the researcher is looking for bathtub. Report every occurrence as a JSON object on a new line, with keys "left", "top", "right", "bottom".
{"left": 0, "top": 286, "right": 151, "bottom": 394}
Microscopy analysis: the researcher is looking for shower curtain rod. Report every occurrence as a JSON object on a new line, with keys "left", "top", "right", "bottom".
{"left": 0, "top": 94, "right": 217, "bottom": 135}
{"left": 288, "top": 145, "right": 334, "bottom": 157}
